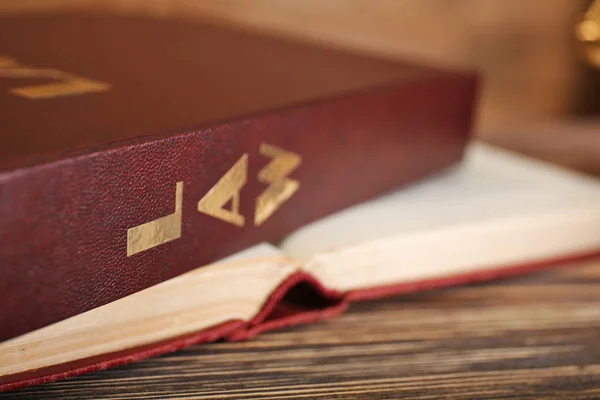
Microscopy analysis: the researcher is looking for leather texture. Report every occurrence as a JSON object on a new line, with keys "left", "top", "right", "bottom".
{"left": 0, "top": 12, "right": 477, "bottom": 342}
{"left": 0, "top": 12, "right": 428, "bottom": 165}
{"left": 0, "top": 70, "right": 477, "bottom": 342}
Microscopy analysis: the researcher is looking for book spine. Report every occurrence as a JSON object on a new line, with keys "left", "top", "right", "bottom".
{"left": 0, "top": 71, "right": 478, "bottom": 341}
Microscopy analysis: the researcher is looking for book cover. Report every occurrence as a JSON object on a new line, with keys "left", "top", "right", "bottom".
{"left": 0, "top": 11, "right": 477, "bottom": 343}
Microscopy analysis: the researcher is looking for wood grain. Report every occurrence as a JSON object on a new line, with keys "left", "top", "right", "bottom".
{"left": 3, "top": 258, "right": 600, "bottom": 399}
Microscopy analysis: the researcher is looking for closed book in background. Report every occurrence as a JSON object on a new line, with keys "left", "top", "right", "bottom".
{"left": 0, "top": 11, "right": 477, "bottom": 343}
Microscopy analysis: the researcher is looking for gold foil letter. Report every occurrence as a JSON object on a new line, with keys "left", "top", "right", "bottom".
{"left": 197, "top": 154, "right": 248, "bottom": 227}
{"left": 254, "top": 143, "right": 302, "bottom": 226}
{"left": 0, "top": 56, "right": 110, "bottom": 99}
{"left": 127, "top": 181, "right": 183, "bottom": 256}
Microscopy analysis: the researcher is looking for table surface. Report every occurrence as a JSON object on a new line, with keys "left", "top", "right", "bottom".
{"left": 3, "top": 258, "right": 600, "bottom": 399}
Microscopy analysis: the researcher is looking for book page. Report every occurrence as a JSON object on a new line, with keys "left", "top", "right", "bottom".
{"left": 280, "top": 143, "right": 600, "bottom": 291}
{"left": 0, "top": 243, "right": 292, "bottom": 377}
{"left": 281, "top": 143, "right": 600, "bottom": 262}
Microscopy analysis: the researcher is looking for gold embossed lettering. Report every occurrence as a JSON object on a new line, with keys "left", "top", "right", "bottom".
{"left": 127, "top": 182, "right": 183, "bottom": 256}
{"left": 0, "top": 56, "right": 110, "bottom": 99}
{"left": 197, "top": 154, "right": 248, "bottom": 227}
{"left": 254, "top": 143, "right": 302, "bottom": 226}
{"left": 124, "top": 144, "right": 302, "bottom": 254}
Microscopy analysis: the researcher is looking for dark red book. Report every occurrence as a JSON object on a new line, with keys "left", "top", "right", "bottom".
{"left": 0, "top": 10, "right": 477, "bottom": 344}
{"left": 2, "top": 9, "right": 600, "bottom": 394}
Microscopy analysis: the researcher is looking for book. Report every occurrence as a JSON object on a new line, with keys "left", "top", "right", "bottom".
{"left": 0, "top": 12, "right": 477, "bottom": 342}
{"left": 1, "top": 142, "right": 599, "bottom": 391}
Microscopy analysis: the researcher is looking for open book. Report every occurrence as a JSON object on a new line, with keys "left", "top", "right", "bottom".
{"left": 2, "top": 142, "right": 599, "bottom": 390}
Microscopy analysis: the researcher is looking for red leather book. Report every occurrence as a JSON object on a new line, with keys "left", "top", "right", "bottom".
{"left": 0, "top": 10, "right": 477, "bottom": 345}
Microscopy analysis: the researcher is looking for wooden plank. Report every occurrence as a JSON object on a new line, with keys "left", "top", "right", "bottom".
{"left": 4, "top": 259, "right": 600, "bottom": 399}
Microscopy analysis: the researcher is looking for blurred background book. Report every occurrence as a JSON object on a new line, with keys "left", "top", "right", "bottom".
{"left": 3, "top": 0, "right": 599, "bottom": 174}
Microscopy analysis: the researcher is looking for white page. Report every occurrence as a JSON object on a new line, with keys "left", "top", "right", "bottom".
{"left": 0, "top": 242, "right": 289, "bottom": 376}
{"left": 281, "top": 143, "right": 600, "bottom": 262}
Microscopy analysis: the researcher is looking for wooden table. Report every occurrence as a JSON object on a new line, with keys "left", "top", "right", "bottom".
{"left": 3, "top": 258, "right": 600, "bottom": 399}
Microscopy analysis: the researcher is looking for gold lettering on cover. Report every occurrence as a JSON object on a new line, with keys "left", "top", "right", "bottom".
{"left": 127, "top": 182, "right": 183, "bottom": 256}
{"left": 254, "top": 143, "right": 302, "bottom": 226}
{"left": 197, "top": 154, "right": 248, "bottom": 227}
{"left": 0, "top": 56, "right": 110, "bottom": 99}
